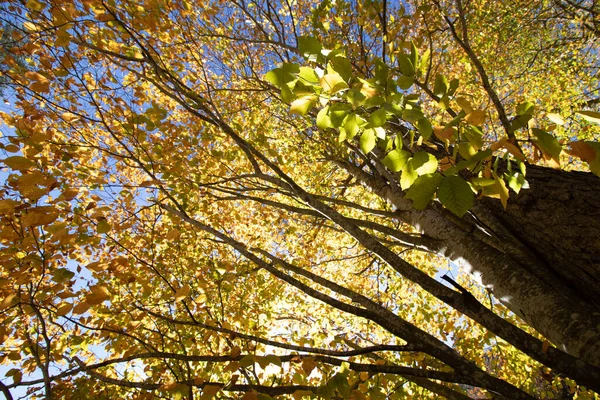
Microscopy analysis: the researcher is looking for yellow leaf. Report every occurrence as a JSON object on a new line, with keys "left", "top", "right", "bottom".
{"left": 455, "top": 96, "right": 473, "bottom": 113}
{"left": 2, "top": 156, "right": 35, "bottom": 170}
{"left": 61, "top": 112, "right": 79, "bottom": 122}
{"left": 86, "top": 285, "right": 110, "bottom": 305}
{"left": 174, "top": 284, "right": 190, "bottom": 302}
{"left": 465, "top": 110, "right": 486, "bottom": 125}
{"left": 56, "top": 303, "right": 72, "bottom": 316}
{"left": 546, "top": 113, "right": 564, "bottom": 125}
{"left": 0, "top": 294, "right": 16, "bottom": 310}
{"left": 166, "top": 229, "right": 180, "bottom": 240}
{"left": 15, "top": 252, "right": 26, "bottom": 259}
{"left": 359, "top": 371, "right": 370, "bottom": 381}
{"left": 0, "top": 199, "right": 20, "bottom": 213}
{"left": 72, "top": 301, "right": 91, "bottom": 315}
{"left": 21, "top": 207, "right": 59, "bottom": 227}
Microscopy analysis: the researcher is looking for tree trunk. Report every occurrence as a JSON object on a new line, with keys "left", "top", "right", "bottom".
{"left": 477, "top": 165, "right": 600, "bottom": 308}
{"left": 347, "top": 162, "right": 600, "bottom": 366}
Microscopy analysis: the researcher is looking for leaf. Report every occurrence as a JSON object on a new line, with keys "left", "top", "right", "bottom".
{"left": 316, "top": 106, "right": 332, "bottom": 129}
{"left": 516, "top": 101, "right": 535, "bottom": 115}
{"left": 343, "top": 113, "right": 360, "bottom": 139}
{"left": 400, "top": 162, "right": 418, "bottom": 190}
{"left": 397, "top": 76, "right": 414, "bottom": 90}
{"left": 97, "top": 220, "right": 112, "bottom": 234}
{"left": 56, "top": 303, "right": 73, "bottom": 316}
{"left": 433, "top": 74, "right": 448, "bottom": 96}
{"left": 455, "top": 97, "right": 473, "bottom": 113}
{"left": 360, "top": 129, "right": 377, "bottom": 154}
{"left": 382, "top": 149, "right": 411, "bottom": 172}
{"left": 52, "top": 268, "right": 75, "bottom": 283}
{"left": 531, "top": 128, "right": 561, "bottom": 167}
{"left": 86, "top": 285, "right": 110, "bottom": 306}
{"left": 301, "top": 357, "right": 317, "bottom": 376}
{"left": 166, "top": 229, "right": 181, "bottom": 240}
{"left": 410, "top": 151, "right": 438, "bottom": 175}
{"left": 577, "top": 110, "right": 600, "bottom": 124}
{"left": 290, "top": 95, "right": 317, "bottom": 115}
{"left": 546, "top": 113, "right": 564, "bottom": 125}
{"left": 320, "top": 73, "right": 348, "bottom": 94}
{"left": 241, "top": 391, "right": 259, "bottom": 400}
{"left": 298, "top": 67, "right": 319, "bottom": 84}
{"left": 72, "top": 301, "right": 91, "bottom": 315}
{"left": 397, "top": 54, "right": 414, "bottom": 77}
{"left": 2, "top": 156, "right": 35, "bottom": 170}
{"left": 437, "top": 176, "right": 474, "bottom": 217}
{"left": 329, "top": 57, "right": 352, "bottom": 82}
{"left": 201, "top": 384, "right": 222, "bottom": 400}
{"left": 297, "top": 36, "right": 322, "bottom": 59}
{"left": 465, "top": 110, "right": 486, "bottom": 126}
{"left": 174, "top": 284, "right": 191, "bottom": 302}
{"left": 569, "top": 141, "right": 596, "bottom": 162}
{"left": 22, "top": 207, "right": 59, "bottom": 227}
{"left": 405, "top": 173, "right": 443, "bottom": 209}
{"left": 369, "top": 108, "right": 387, "bottom": 128}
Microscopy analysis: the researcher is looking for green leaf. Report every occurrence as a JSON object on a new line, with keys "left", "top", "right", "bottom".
{"left": 402, "top": 107, "right": 423, "bottom": 123}
{"left": 433, "top": 74, "right": 448, "bottom": 96}
{"left": 297, "top": 36, "right": 322, "bottom": 59}
{"left": 329, "top": 56, "right": 353, "bottom": 82}
{"left": 360, "top": 129, "right": 377, "bottom": 154}
{"left": 264, "top": 63, "right": 299, "bottom": 88}
{"left": 438, "top": 175, "right": 474, "bottom": 217}
{"left": 398, "top": 54, "right": 415, "bottom": 77}
{"left": 344, "top": 113, "right": 360, "bottom": 139}
{"left": 316, "top": 106, "right": 332, "bottom": 129}
{"left": 373, "top": 59, "right": 389, "bottom": 86}
{"left": 290, "top": 95, "right": 316, "bottom": 115}
{"left": 97, "top": 220, "right": 111, "bottom": 234}
{"left": 410, "top": 41, "right": 418, "bottom": 71}
{"left": 417, "top": 118, "right": 433, "bottom": 140}
{"left": 370, "top": 108, "right": 387, "bottom": 127}
{"left": 382, "top": 149, "right": 411, "bottom": 172}
{"left": 531, "top": 128, "right": 561, "bottom": 165}
{"left": 516, "top": 101, "right": 535, "bottom": 115}
{"left": 506, "top": 172, "right": 527, "bottom": 194}
{"left": 400, "top": 162, "right": 418, "bottom": 190}
{"left": 298, "top": 67, "right": 319, "bottom": 84}
{"left": 410, "top": 151, "right": 438, "bottom": 175}
{"left": 405, "top": 173, "right": 443, "bottom": 209}
{"left": 329, "top": 103, "right": 351, "bottom": 127}
{"left": 577, "top": 110, "right": 600, "bottom": 124}
{"left": 397, "top": 76, "right": 414, "bottom": 90}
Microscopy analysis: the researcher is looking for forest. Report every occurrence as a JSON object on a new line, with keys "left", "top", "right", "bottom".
{"left": 0, "top": 0, "right": 600, "bottom": 398}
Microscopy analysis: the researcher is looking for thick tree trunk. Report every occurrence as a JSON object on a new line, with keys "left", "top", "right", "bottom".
{"left": 477, "top": 165, "right": 600, "bottom": 308}
{"left": 346, "top": 162, "right": 600, "bottom": 366}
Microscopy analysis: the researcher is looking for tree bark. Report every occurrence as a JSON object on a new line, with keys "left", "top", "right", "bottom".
{"left": 346, "top": 162, "right": 600, "bottom": 366}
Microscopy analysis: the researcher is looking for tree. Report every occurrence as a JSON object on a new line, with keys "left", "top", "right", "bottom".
{"left": 0, "top": 0, "right": 599, "bottom": 399}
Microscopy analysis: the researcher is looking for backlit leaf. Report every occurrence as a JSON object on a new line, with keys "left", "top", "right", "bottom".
{"left": 438, "top": 176, "right": 474, "bottom": 217}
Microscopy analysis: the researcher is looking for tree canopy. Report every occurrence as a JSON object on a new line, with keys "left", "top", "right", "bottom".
{"left": 1, "top": 0, "right": 600, "bottom": 399}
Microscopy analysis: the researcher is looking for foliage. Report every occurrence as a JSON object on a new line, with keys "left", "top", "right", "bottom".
{"left": 0, "top": 0, "right": 599, "bottom": 399}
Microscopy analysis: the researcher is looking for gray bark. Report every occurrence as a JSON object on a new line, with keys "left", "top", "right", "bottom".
{"left": 344, "top": 162, "right": 600, "bottom": 367}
